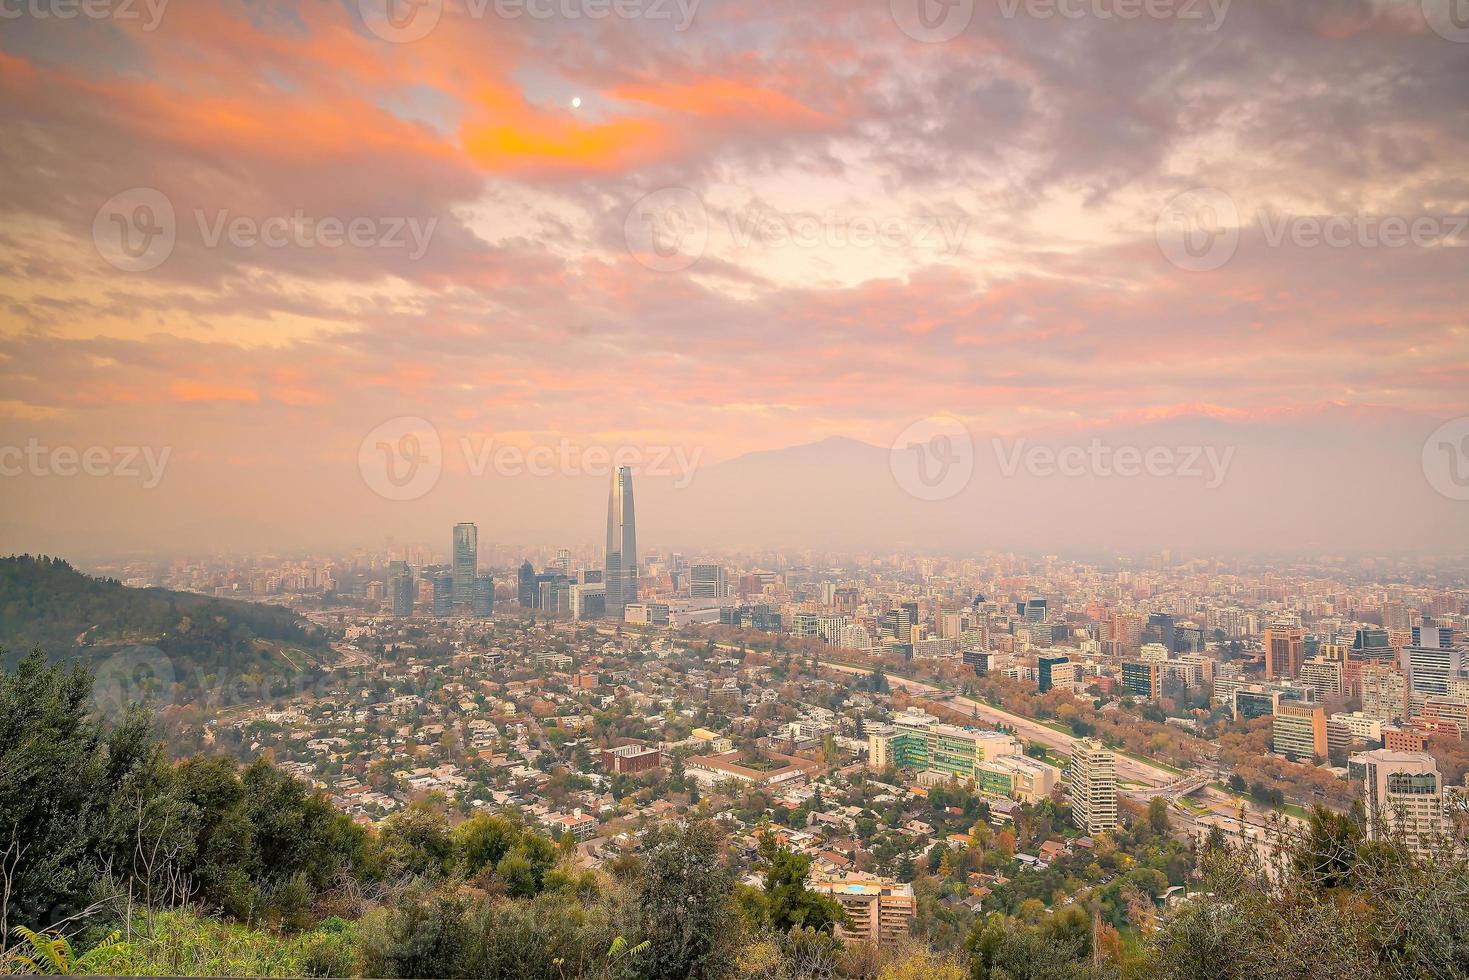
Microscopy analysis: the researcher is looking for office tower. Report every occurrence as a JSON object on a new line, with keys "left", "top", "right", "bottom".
{"left": 1273, "top": 702, "right": 1328, "bottom": 761}
{"left": 1067, "top": 738, "right": 1118, "bottom": 836}
{"left": 1038, "top": 654, "right": 1070, "bottom": 693}
{"left": 452, "top": 523, "right": 477, "bottom": 610}
{"left": 517, "top": 560, "right": 536, "bottom": 608}
{"left": 1122, "top": 660, "right": 1162, "bottom": 701}
{"left": 1403, "top": 625, "right": 1467, "bottom": 712}
{"left": 1265, "top": 622, "right": 1305, "bottom": 680}
{"left": 1351, "top": 626, "right": 1395, "bottom": 662}
{"left": 690, "top": 563, "right": 727, "bottom": 602}
{"left": 555, "top": 548, "right": 571, "bottom": 577}
{"left": 810, "top": 880, "right": 915, "bottom": 948}
{"left": 1146, "top": 612, "right": 1176, "bottom": 651}
{"left": 570, "top": 583, "right": 606, "bottom": 621}
{"left": 539, "top": 578, "right": 572, "bottom": 615}
{"left": 1349, "top": 749, "right": 1449, "bottom": 857}
{"left": 388, "top": 560, "right": 414, "bottom": 617}
{"left": 472, "top": 575, "right": 493, "bottom": 617}
{"left": 605, "top": 466, "right": 637, "bottom": 618}
{"left": 431, "top": 572, "right": 454, "bottom": 617}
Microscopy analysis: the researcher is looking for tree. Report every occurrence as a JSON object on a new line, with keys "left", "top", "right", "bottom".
{"left": 1148, "top": 797, "right": 1171, "bottom": 837}
{"left": 761, "top": 848, "right": 846, "bottom": 935}
{"left": 636, "top": 821, "right": 738, "bottom": 980}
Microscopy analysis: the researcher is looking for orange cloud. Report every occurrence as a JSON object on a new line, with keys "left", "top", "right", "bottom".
{"left": 461, "top": 84, "right": 674, "bottom": 174}
{"left": 171, "top": 381, "right": 259, "bottom": 403}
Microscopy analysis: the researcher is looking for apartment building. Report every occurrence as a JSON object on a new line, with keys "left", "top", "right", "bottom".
{"left": 811, "top": 878, "right": 915, "bottom": 948}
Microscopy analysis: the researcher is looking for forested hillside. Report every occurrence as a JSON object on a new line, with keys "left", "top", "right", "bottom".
{"left": 0, "top": 556, "right": 327, "bottom": 707}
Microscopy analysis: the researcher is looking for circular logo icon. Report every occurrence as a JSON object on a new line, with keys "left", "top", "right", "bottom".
{"left": 93, "top": 187, "right": 176, "bottom": 273}
{"left": 359, "top": 416, "right": 443, "bottom": 501}
{"left": 890, "top": 416, "right": 975, "bottom": 501}
{"left": 1422, "top": 416, "right": 1469, "bottom": 501}
{"left": 1424, "top": 0, "right": 1469, "bottom": 43}
{"left": 92, "top": 645, "right": 175, "bottom": 721}
{"left": 624, "top": 187, "right": 709, "bottom": 272}
{"left": 1156, "top": 187, "right": 1240, "bottom": 272}
{"left": 891, "top": 0, "right": 974, "bottom": 43}
{"left": 359, "top": 0, "right": 442, "bottom": 43}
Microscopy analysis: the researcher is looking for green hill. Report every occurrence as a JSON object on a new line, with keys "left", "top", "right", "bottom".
{"left": 0, "top": 555, "right": 329, "bottom": 706}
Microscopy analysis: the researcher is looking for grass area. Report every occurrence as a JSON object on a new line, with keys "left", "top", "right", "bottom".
{"left": 75, "top": 910, "right": 356, "bottom": 978}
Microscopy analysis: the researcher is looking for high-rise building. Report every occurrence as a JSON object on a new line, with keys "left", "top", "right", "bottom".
{"left": 1403, "top": 626, "right": 1467, "bottom": 711}
{"left": 1067, "top": 738, "right": 1118, "bottom": 836}
{"left": 1273, "top": 702, "right": 1328, "bottom": 761}
{"left": 690, "top": 563, "right": 727, "bottom": 602}
{"left": 431, "top": 572, "right": 454, "bottom": 617}
{"left": 1360, "top": 663, "right": 1408, "bottom": 724}
{"left": 1265, "top": 622, "right": 1305, "bottom": 680}
{"left": 452, "top": 523, "right": 477, "bottom": 611}
{"left": 1122, "top": 660, "right": 1162, "bottom": 701}
{"left": 1038, "top": 655, "right": 1070, "bottom": 693}
{"left": 517, "top": 560, "right": 536, "bottom": 608}
{"left": 472, "top": 575, "right": 493, "bottom": 617}
{"left": 1349, "top": 749, "right": 1450, "bottom": 858}
{"left": 605, "top": 467, "right": 637, "bottom": 618}
{"left": 388, "top": 560, "right": 414, "bottom": 617}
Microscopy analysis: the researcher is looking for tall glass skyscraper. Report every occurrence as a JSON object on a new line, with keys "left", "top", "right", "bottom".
{"left": 452, "top": 522, "right": 477, "bottom": 611}
{"left": 605, "top": 467, "right": 637, "bottom": 617}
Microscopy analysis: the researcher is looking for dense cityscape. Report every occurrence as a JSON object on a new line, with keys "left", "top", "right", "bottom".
{"left": 15, "top": 466, "right": 1445, "bottom": 971}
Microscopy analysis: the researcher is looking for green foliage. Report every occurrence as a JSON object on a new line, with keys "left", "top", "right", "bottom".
{"left": 1147, "top": 817, "right": 1469, "bottom": 980}
{"left": 0, "top": 650, "right": 364, "bottom": 941}
{"left": 0, "top": 649, "right": 159, "bottom": 939}
{"left": 5, "top": 927, "right": 124, "bottom": 975}
{"left": 760, "top": 846, "right": 847, "bottom": 936}
{"left": 636, "top": 821, "right": 739, "bottom": 980}
{"left": 0, "top": 556, "right": 324, "bottom": 704}
{"left": 76, "top": 911, "right": 333, "bottom": 977}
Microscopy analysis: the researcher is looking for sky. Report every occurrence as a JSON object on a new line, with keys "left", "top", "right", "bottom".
{"left": 0, "top": 0, "right": 1467, "bottom": 558}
